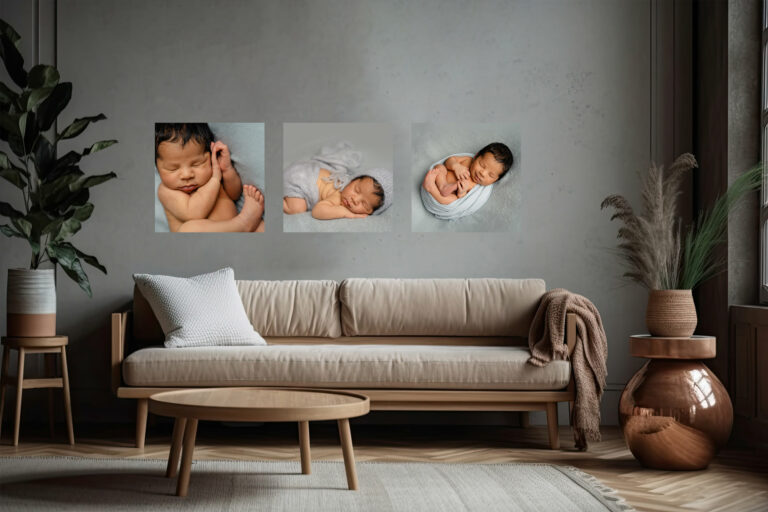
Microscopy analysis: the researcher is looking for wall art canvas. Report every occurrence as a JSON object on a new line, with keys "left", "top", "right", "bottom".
{"left": 154, "top": 123, "right": 265, "bottom": 233}
{"left": 412, "top": 123, "right": 521, "bottom": 233}
{"left": 283, "top": 123, "right": 394, "bottom": 233}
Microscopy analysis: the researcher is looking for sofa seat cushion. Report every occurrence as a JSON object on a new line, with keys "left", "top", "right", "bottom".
{"left": 122, "top": 344, "right": 570, "bottom": 390}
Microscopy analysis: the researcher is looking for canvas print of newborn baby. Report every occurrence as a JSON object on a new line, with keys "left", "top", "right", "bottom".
{"left": 154, "top": 123, "right": 265, "bottom": 233}
{"left": 412, "top": 123, "right": 521, "bottom": 233}
{"left": 283, "top": 123, "right": 394, "bottom": 233}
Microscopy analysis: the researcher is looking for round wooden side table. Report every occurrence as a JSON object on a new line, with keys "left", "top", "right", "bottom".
{"left": 0, "top": 336, "right": 75, "bottom": 446}
{"left": 619, "top": 335, "right": 732, "bottom": 470}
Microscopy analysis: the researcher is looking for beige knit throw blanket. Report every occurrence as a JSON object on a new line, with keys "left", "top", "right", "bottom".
{"left": 527, "top": 288, "right": 608, "bottom": 450}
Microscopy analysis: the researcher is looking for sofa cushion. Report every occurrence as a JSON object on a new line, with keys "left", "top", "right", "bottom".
{"left": 236, "top": 280, "right": 342, "bottom": 337}
{"left": 133, "top": 268, "right": 266, "bottom": 348}
{"left": 340, "top": 278, "right": 545, "bottom": 337}
{"left": 122, "top": 344, "right": 570, "bottom": 390}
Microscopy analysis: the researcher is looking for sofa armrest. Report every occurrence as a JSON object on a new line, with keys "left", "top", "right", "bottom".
{"left": 566, "top": 313, "right": 577, "bottom": 358}
{"left": 111, "top": 309, "right": 130, "bottom": 394}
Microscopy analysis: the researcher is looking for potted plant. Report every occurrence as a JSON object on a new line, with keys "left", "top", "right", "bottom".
{"left": 0, "top": 19, "right": 116, "bottom": 336}
{"left": 601, "top": 153, "right": 762, "bottom": 337}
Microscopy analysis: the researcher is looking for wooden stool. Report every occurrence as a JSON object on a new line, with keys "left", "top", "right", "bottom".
{"left": 0, "top": 336, "right": 74, "bottom": 446}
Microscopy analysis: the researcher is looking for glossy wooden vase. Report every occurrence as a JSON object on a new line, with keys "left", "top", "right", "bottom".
{"left": 619, "top": 354, "right": 732, "bottom": 470}
{"left": 645, "top": 289, "right": 697, "bottom": 337}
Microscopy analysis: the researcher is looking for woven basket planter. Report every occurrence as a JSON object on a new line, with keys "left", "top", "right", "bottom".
{"left": 645, "top": 289, "right": 697, "bottom": 337}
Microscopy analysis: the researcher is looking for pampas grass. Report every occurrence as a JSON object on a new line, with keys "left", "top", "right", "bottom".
{"left": 601, "top": 154, "right": 761, "bottom": 290}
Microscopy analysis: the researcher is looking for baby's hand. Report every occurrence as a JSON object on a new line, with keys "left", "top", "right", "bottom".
{"left": 345, "top": 211, "right": 369, "bottom": 219}
{"left": 210, "top": 142, "right": 223, "bottom": 183}
{"left": 453, "top": 164, "right": 470, "bottom": 181}
{"left": 211, "top": 141, "right": 235, "bottom": 174}
{"left": 456, "top": 179, "right": 470, "bottom": 198}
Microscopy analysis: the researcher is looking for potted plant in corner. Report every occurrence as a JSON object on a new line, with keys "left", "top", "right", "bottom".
{"left": 601, "top": 153, "right": 762, "bottom": 336}
{"left": 0, "top": 19, "right": 116, "bottom": 336}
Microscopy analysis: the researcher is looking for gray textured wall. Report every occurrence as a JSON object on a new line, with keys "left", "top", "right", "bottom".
{"left": 0, "top": 0, "right": 653, "bottom": 425}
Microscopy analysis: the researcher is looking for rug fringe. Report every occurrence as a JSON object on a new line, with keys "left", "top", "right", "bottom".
{"left": 560, "top": 465, "right": 636, "bottom": 511}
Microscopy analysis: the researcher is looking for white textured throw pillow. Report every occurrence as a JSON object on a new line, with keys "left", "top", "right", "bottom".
{"left": 132, "top": 268, "right": 266, "bottom": 348}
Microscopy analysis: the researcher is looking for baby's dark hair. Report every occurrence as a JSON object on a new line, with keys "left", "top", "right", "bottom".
{"left": 476, "top": 142, "right": 514, "bottom": 179}
{"left": 155, "top": 123, "right": 215, "bottom": 160}
{"left": 353, "top": 175, "right": 385, "bottom": 212}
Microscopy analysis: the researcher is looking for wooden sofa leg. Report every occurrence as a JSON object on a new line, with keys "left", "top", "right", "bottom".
{"left": 520, "top": 411, "right": 530, "bottom": 428}
{"left": 136, "top": 398, "right": 148, "bottom": 449}
{"left": 546, "top": 402, "right": 560, "bottom": 450}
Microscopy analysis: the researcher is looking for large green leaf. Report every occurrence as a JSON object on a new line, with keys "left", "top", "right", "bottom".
{"left": 0, "top": 167, "right": 26, "bottom": 188}
{"left": 46, "top": 243, "right": 92, "bottom": 296}
{"left": 0, "top": 19, "right": 21, "bottom": 45}
{"left": 41, "top": 217, "right": 64, "bottom": 238}
{"left": 7, "top": 131, "right": 24, "bottom": 156}
{"left": 32, "top": 135, "right": 55, "bottom": 179}
{"left": 56, "top": 217, "right": 81, "bottom": 240}
{"left": 36, "top": 82, "right": 71, "bottom": 131}
{"left": 69, "top": 172, "right": 116, "bottom": 192}
{"left": 20, "top": 111, "right": 38, "bottom": 153}
{"left": 0, "top": 110, "right": 19, "bottom": 135}
{"left": 55, "top": 150, "right": 81, "bottom": 170}
{"left": 23, "top": 209, "right": 53, "bottom": 239}
{"left": 0, "top": 224, "right": 22, "bottom": 238}
{"left": 71, "top": 202, "right": 94, "bottom": 222}
{"left": 0, "top": 34, "right": 26, "bottom": 88}
{"left": 57, "top": 188, "right": 89, "bottom": 213}
{"left": 27, "top": 65, "right": 59, "bottom": 89}
{"left": 26, "top": 86, "right": 53, "bottom": 110}
{"left": 51, "top": 202, "right": 94, "bottom": 241}
{"left": 0, "top": 151, "right": 28, "bottom": 187}
{"left": 73, "top": 246, "right": 107, "bottom": 274}
{"left": 82, "top": 139, "right": 117, "bottom": 155}
{"left": 58, "top": 114, "right": 105, "bottom": 140}
{"left": 11, "top": 216, "right": 31, "bottom": 238}
{"left": 40, "top": 172, "right": 81, "bottom": 208}
{"left": 0, "top": 200, "right": 23, "bottom": 219}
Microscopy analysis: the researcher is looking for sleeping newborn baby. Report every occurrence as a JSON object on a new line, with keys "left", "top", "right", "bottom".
{"left": 283, "top": 141, "right": 393, "bottom": 219}
{"left": 422, "top": 142, "right": 514, "bottom": 205}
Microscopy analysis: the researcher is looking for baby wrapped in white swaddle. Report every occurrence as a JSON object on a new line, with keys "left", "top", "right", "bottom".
{"left": 420, "top": 143, "right": 514, "bottom": 221}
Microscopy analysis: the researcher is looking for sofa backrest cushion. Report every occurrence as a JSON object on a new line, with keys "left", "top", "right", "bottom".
{"left": 132, "top": 280, "right": 342, "bottom": 346}
{"left": 339, "top": 278, "right": 545, "bottom": 337}
{"left": 236, "top": 280, "right": 342, "bottom": 337}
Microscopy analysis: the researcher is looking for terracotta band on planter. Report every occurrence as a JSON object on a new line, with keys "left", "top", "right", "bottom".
{"left": 7, "top": 313, "right": 57, "bottom": 337}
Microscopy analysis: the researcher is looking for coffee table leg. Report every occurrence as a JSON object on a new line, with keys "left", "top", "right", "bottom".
{"left": 337, "top": 418, "right": 358, "bottom": 490}
{"left": 176, "top": 418, "right": 198, "bottom": 497}
{"left": 299, "top": 420, "right": 311, "bottom": 475}
{"left": 166, "top": 417, "right": 187, "bottom": 478}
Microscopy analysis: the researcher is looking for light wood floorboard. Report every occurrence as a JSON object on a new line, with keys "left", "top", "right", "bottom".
{"left": 0, "top": 423, "right": 766, "bottom": 512}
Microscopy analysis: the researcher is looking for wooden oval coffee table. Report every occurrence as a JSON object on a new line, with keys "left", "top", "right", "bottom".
{"left": 149, "top": 387, "right": 370, "bottom": 497}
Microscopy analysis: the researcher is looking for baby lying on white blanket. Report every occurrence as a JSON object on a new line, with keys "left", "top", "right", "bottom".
{"left": 283, "top": 141, "right": 393, "bottom": 220}
{"left": 421, "top": 143, "right": 514, "bottom": 220}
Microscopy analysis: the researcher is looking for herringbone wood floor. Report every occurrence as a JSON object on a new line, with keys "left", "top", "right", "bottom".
{"left": 1, "top": 422, "right": 766, "bottom": 511}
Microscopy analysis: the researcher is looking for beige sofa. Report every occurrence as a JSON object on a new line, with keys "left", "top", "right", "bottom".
{"left": 111, "top": 278, "right": 576, "bottom": 449}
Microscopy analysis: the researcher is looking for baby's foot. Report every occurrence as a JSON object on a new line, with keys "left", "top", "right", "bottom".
{"left": 234, "top": 185, "right": 265, "bottom": 232}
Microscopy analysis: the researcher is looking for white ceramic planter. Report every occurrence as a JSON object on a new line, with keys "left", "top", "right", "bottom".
{"left": 6, "top": 268, "right": 56, "bottom": 337}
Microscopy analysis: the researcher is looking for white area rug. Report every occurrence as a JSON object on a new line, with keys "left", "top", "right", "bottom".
{"left": 0, "top": 457, "right": 633, "bottom": 511}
